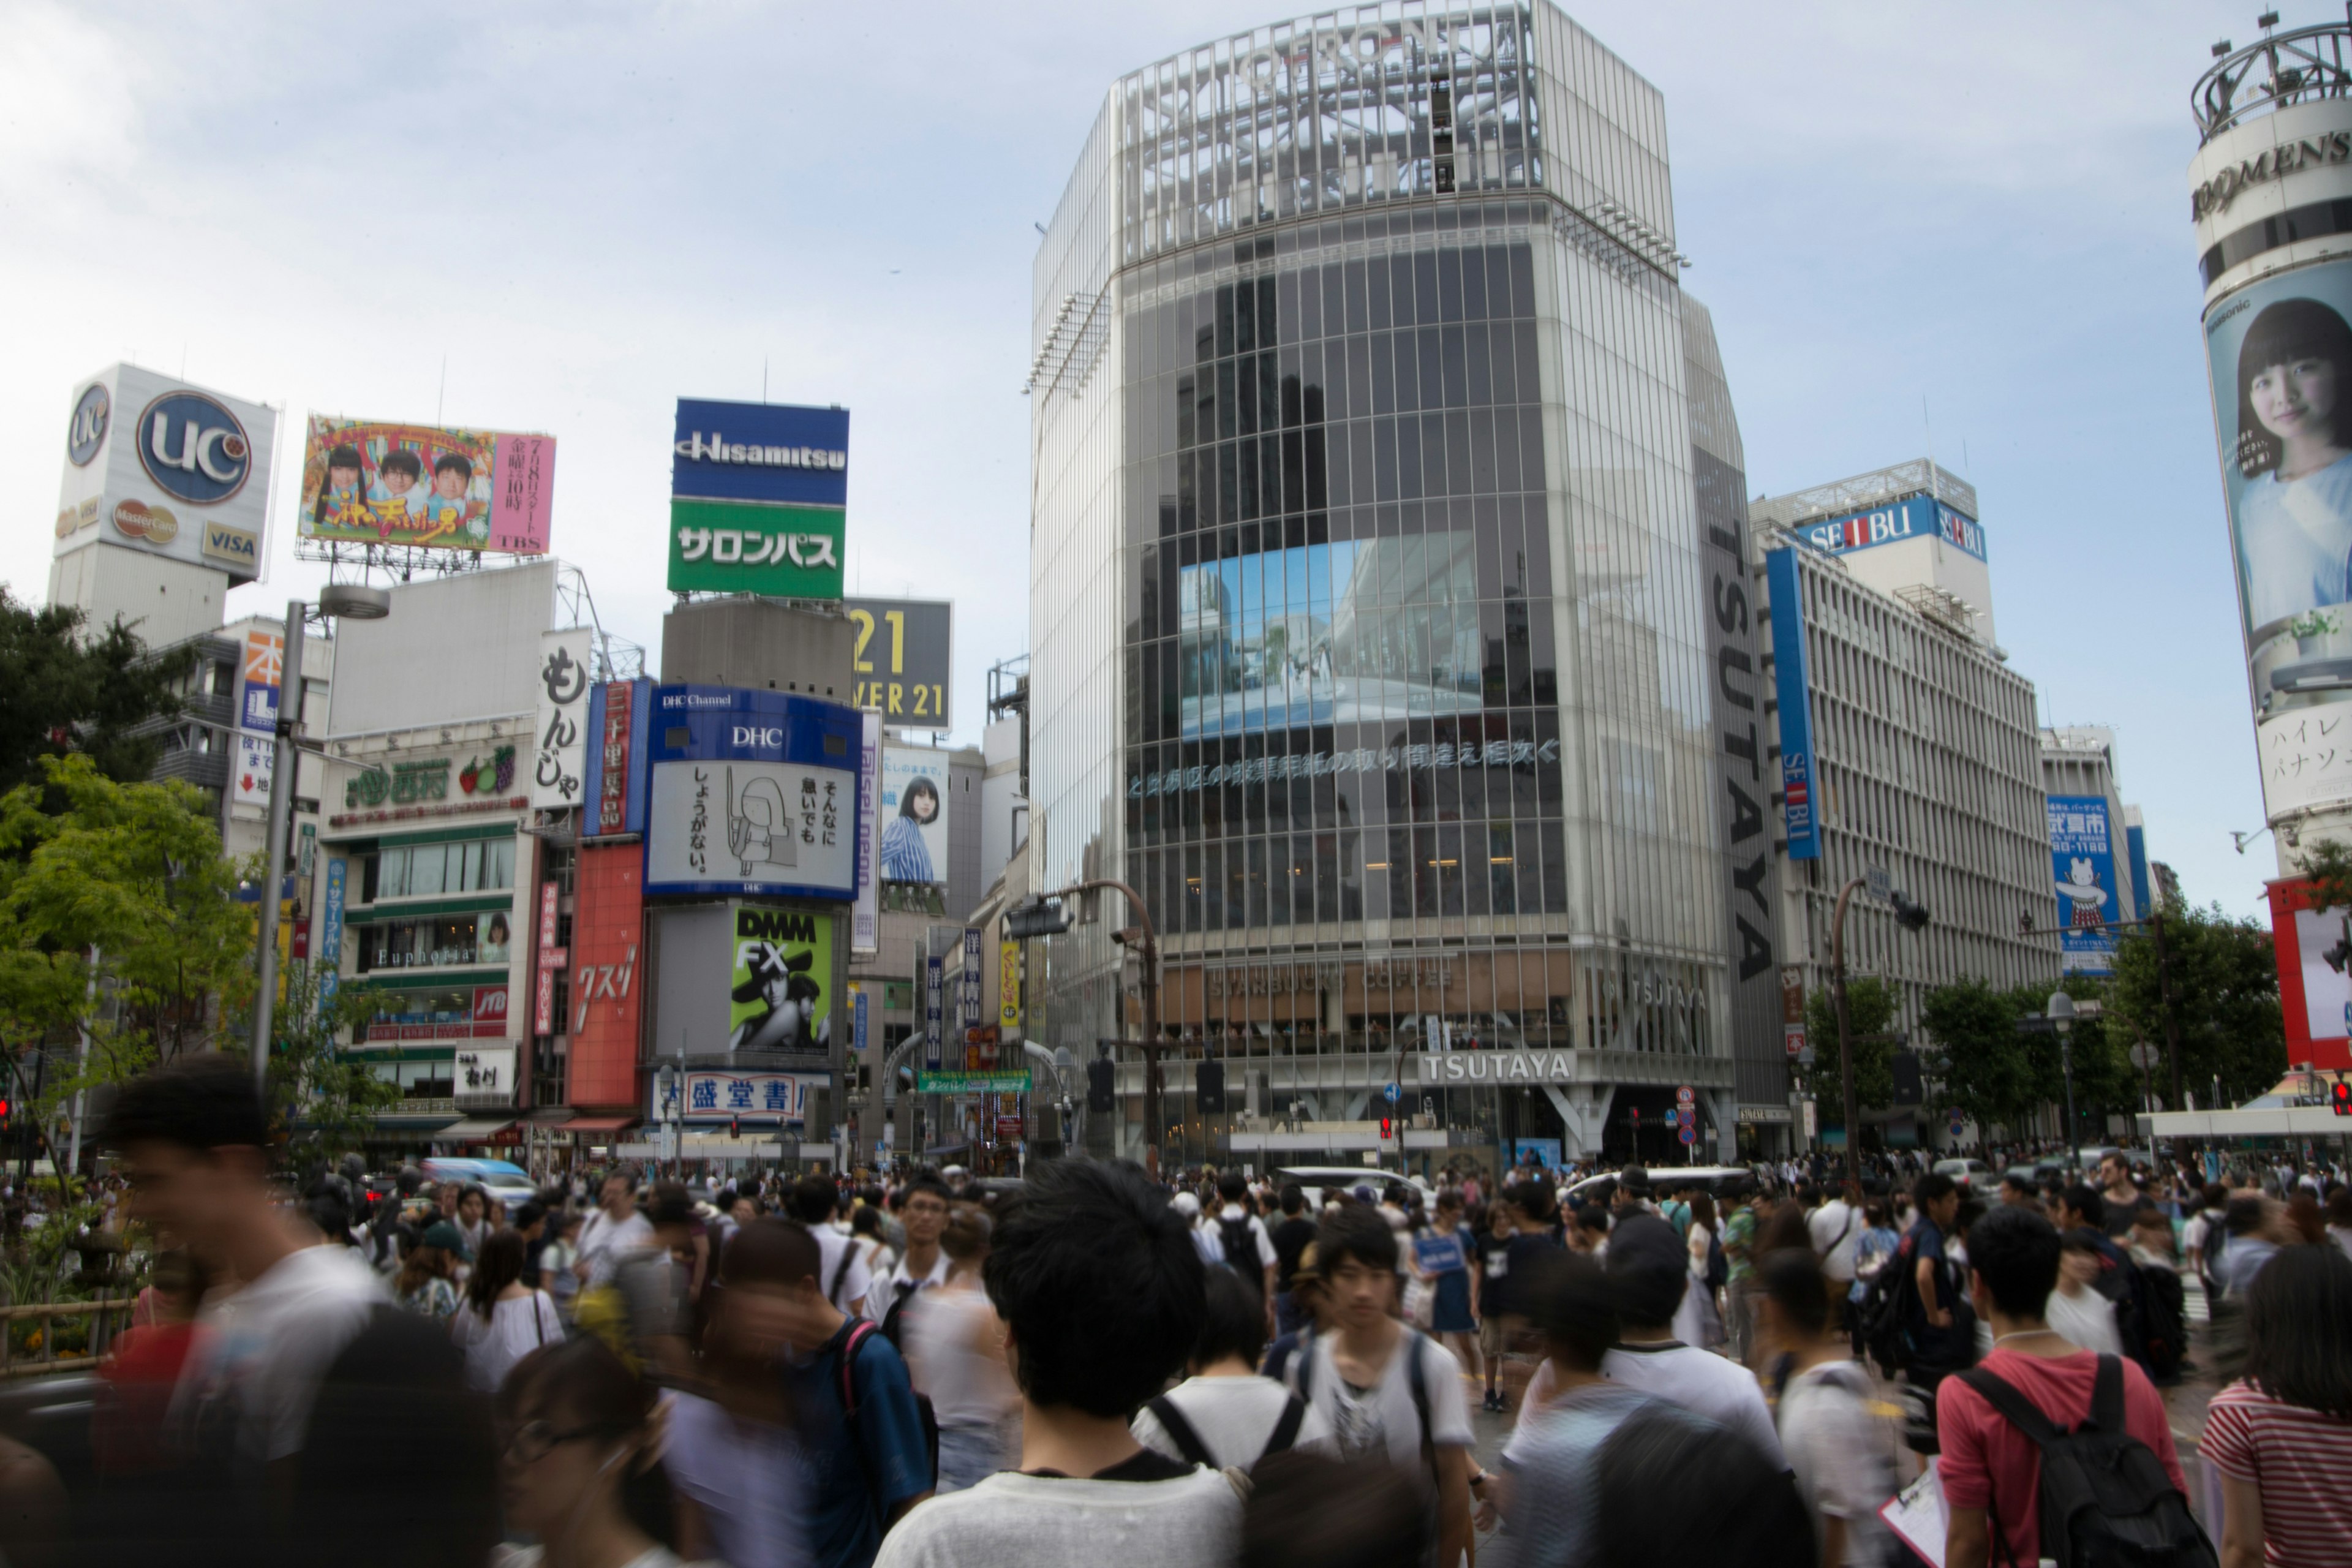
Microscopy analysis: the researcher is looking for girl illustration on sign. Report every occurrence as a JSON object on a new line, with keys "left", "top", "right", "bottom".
{"left": 880, "top": 775, "right": 941, "bottom": 884}
{"left": 2234, "top": 296, "right": 2352, "bottom": 629}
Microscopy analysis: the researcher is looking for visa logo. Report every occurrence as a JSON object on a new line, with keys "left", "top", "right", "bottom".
{"left": 203, "top": 521, "right": 258, "bottom": 567}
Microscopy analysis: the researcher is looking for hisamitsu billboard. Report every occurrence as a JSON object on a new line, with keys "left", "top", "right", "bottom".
{"left": 1794, "top": 493, "right": 1985, "bottom": 563}
{"left": 671, "top": 399, "right": 848, "bottom": 509}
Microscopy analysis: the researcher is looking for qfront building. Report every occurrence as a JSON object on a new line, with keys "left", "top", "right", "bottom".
{"left": 1027, "top": 2, "right": 1756, "bottom": 1170}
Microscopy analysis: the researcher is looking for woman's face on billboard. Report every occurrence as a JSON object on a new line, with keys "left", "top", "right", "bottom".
{"left": 2250, "top": 354, "right": 2340, "bottom": 449}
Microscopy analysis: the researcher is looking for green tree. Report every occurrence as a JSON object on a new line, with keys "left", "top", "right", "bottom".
{"left": 266, "top": 961, "right": 399, "bottom": 1175}
{"left": 1801, "top": 974, "right": 1898, "bottom": 1133}
{"left": 1919, "top": 978, "right": 2036, "bottom": 1137}
{"left": 0, "top": 587, "right": 191, "bottom": 796}
{"left": 2108, "top": 902, "right": 2284, "bottom": 1109}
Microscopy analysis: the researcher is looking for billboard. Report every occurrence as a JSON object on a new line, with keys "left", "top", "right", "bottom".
{"left": 878, "top": 746, "right": 951, "bottom": 885}
{"left": 642, "top": 685, "right": 863, "bottom": 899}
{"left": 853, "top": 712, "right": 880, "bottom": 953}
{"left": 2048, "top": 794, "right": 2120, "bottom": 975}
{"left": 232, "top": 627, "right": 282, "bottom": 808}
{"left": 728, "top": 903, "right": 834, "bottom": 1053}
{"left": 530, "top": 628, "right": 594, "bottom": 810}
{"left": 1765, "top": 548, "right": 1822, "bottom": 859}
{"left": 582, "top": 678, "right": 650, "bottom": 839}
{"left": 297, "top": 415, "right": 557, "bottom": 554}
{"left": 667, "top": 498, "right": 843, "bottom": 598}
{"left": 569, "top": 843, "right": 643, "bottom": 1107}
{"left": 2265, "top": 878, "right": 2352, "bottom": 1072}
{"left": 677, "top": 1069, "right": 826, "bottom": 1125}
{"left": 845, "top": 598, "right": 953, "bottom": 721}
{"left": 1791, "top": 493, "right": 1986, "bottom": 562}
{"left": 2203, "top": 258, "right": 2352, "bottom": 733}
{"left": 54, "top": 364, "right": 274, "bottom": 586}
{"left": 672, "top": 399, "right": 849, "bottom": 508}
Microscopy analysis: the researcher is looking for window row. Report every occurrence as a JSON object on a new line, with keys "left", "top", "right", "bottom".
{"left": 1153, "top": 405, "right": 1549, "bottom": 525}
{"left": 353, "top": 911, "right": 516, "bottom": 973}
{"left": 1131, "top": 820, "right": 1570, "bottom": 934}
{"left": 360, "top": 837, "right": 516, "bottom": 902}
{"left": 1125, "top": 244, "right": 1541, "bottom": 380}
{"left": 1145, "top": 497, "right": 1550, "bottom": 603}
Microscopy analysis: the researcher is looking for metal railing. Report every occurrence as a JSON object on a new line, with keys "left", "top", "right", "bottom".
{"left": 2194, "top": 22, "right": 2352, "bottom": 143}
{"left": 0, "top": 1297, "right": 138, "bottom": 1381}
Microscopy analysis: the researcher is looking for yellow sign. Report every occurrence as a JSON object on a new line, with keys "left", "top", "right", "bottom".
{"left": 999, "top": 940, "right": 1020, "bottom": 1030}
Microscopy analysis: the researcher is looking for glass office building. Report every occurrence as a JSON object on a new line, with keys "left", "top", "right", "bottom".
{"left": 1028, "top": 2, "right": 1741, "bottom": 1170}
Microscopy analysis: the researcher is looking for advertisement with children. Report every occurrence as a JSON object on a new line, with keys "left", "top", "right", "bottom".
{"left": 298, "top": 414, "right": 558, "bottom": 554}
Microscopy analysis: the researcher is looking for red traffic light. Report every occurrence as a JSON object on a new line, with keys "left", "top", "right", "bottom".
{"left": 2332, "top": 1080, "right": 2351, "bottom": 1118}
{"left": 1378, "top": 1117, "right": 1393, "bottom": 1139}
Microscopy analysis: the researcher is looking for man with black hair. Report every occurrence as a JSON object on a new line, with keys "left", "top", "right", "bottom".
{"left": 1903, "top": 1170, "right": 1972, "bottom": 1391}
{"left": 1133, "top": 1262, "right": 1336, "bottom": 1468}
{"left": 1269, "top": 1183, "right": 1319, "bottom": 1334}
{"left": 1760, "top": 1248, "right": 1896, "bottom": 1567}
{"left": 1937, "top": 1206, "right": 2185, "bottom": 1568}
{"left": 103, "top": 1054, "right": 385, "bottom": 1519}
{"left": 1283, "top": 1205, "right": 1476, "bottom": 1568}
{"left": 866, "top": 1175, "right": 951, "bottom": 1333}
{"left": 1599, "top": 1214, "right": 1783, "bottom": 1463}
{"left": 576, "top": 1166, "right": 654, "bottom": 1289}
{"left": 873, "top": 1161, "right": 1237, "bottom": 1567}
{"left": 2053, "top": 1182, "right": 2152, "bottom": 1373}
{"left": 789, "top": 1173, "right": 874, "bottom": 1316}
{"left": 1201, "top": 1170, "right": 1279, "bottom": 1306}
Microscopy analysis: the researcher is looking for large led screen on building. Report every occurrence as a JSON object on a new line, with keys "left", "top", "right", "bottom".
{"left": 2048, "top": 794, "right": 2120, "bottom": 975}
{"left": 298, "top": 416, "right": 556, "bottom": 554}
{"left": 641, "top": 686, "right": 862, "bottom": 900}
{"left": 1177, "top": 536, "right": 1482, "bottom": 739}
{"left": 2204, "top": 257, "right": 2352, "bottom": 736}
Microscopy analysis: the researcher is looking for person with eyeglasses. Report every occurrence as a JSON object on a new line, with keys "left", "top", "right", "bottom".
{"left": 493, "top": 1334, "right": 722, "bottom": 1568}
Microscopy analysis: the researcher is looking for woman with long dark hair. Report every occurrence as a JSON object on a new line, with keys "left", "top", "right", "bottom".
{"left": 879, "top": 774, "right": 941, "bottom": 883}
{"left": 493, "top": 1335, "right": 704, "bottom": 1568}
{"left": 2203, "top": 1245, "right": 2352, "bottom": 1568}
{"left": 2233, "top": 296, "right": 2352, "bottom": 630}
{"left": 453, "top": 1229, "right": 564, "bottom": 1393}
{"left": 1672, "top": 1191, "right": 1725, "bottom": 1349}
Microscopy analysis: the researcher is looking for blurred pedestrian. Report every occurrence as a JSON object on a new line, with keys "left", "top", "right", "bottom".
{"left": 905, "top": 1205, "right": 1019, "bottom": 1491}
{"left": 1759, "top": 1249, "right": 1896, "bottom": 1567}
{"left": 1409, "top": 1191, "right": 1482, "bottom": 1389}
{"left": 1240, "top": 1449, "right": 1425, "bottom": 1568}
{"left": 1135, "top": 1262, "right": 1332, "bottom": 1469}
{"left": 666, "top": 1220, "right": 809, "bottom": 1568}
{"left": 1600, "top": 1214, "right": 1782, "bottom": 1463}
{"left": 493, "top": 1335, "right": 709, "bottom": 1568}
{"left": 2204, "top": 1245, "right": 2352, "bottom": 1568}
{"left": 400, "top": 1221, "right": 468, "bottom": 1321}
{"left": 1673, "top": 1191, "right": 1726, "bottom": 1350}
{"left": 1901, "top": 1172, "right": 1974, "bottom": 1407}
{"left": 865, "top": 1175, "right": 951, "bottom": 1340}
{"left": 453, "top": 1229, "right": 566, "bottom": 1393}
{"left": 873, "top": 1161, "right": 1237, "bottom": 1568}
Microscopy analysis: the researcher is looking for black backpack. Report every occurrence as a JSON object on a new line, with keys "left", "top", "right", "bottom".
{"left": 1145, "top": 1390, "right": 1308, "bottom": 1470}
{"left": 1852, "top": 1231, "right": 1918, "bottom": 1377}
{"left": 1217, "top": 1214, "right": 1259, "bottom": 1272}
{"left": 1956, "top": 1355, "right": 2216, "bottom": 1568}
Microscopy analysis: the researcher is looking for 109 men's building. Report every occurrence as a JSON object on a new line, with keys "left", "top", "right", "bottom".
{"left": 1026, "top": 2, "right": 1764, "bottom": 1167}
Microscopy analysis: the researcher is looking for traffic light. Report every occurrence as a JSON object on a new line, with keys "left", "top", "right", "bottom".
{"left": 2332, "top": 1079, "right": 2351, "bottom": 1118}
{"left": 1196, "top": 1058, "right": 1226, "bottom": 1114}
{"left": 1005, "top": 899, "right": 1072, "bottom": 940}
{"left": 1378, "top": 1115, "right": 1393, "bottom": 1140}
{"left": 1087, "top": 1057, "right": 1115, "bottom": 1114}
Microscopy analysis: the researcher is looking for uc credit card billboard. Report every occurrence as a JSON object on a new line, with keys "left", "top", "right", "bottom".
{"left": 642, "top": 685, "right": 863, "bottom": 900}
{"left": 668, "top": 399, "right": 848, "bottom": 599}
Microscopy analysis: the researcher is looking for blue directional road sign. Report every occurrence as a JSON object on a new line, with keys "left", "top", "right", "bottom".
{"left": 1382, "top": 1082, "right": 1401, "bottom": 1104}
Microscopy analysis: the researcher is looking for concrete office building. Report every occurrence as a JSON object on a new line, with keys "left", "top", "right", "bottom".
{"left": 1751, "top": 462, "right": 2057, "bottom": 1147}
{"left": 1028, "top": 2, "right": 1752, "bottom": 1171}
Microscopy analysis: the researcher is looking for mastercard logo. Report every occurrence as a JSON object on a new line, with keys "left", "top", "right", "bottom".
{"left": 112, "top": 499, "right": 181, "bottom": 544}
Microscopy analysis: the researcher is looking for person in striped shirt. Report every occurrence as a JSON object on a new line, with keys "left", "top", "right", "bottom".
{"left": 2204, "top": 1244, "right": 2352, "bottom": 1568}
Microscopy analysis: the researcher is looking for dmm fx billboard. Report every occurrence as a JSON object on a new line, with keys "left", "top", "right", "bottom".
{"left": 299, "top": 415, "right": 557, "bottom": 554}
{"left": 669, "top": 399, "right": 846, "bottom": 598}
{"left": 1792, "top": 494, "right": 1986, "bottom": 562}
{"left": 845, "top": 598, "right": 952, "bottom": 722}
{"left": 2048, "top": 794, "right": 2120, "bottom": 975}
{"left": 728, "top": 904, "right": 834, "bottom": 1054}
{"left": 1765, "top": 548, "right": 1823, "bottom": 859}
{"left": 54, "top": 364, "right": 276, "bottom": 586}
{"left": 644, "top": 686, "right": 863, "bottom": 899}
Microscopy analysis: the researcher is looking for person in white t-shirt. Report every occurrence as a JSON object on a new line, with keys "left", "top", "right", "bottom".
{"left": 575, "top": 1169, "right": 655, "bottom": 1290}
{"left": 785, "top": 1175, "right": 872, "bottom": 1315}
{"left": 1134, "top": 1264, "right": 1335, "bottom": 1469}
{"left": 1599, "top": 1215, "right": 1784, "bottom": 1465}
{"left": 872, "top": 1161, "right": 1239, "bottom": 1568}
{"left": 104, "top": 1053, "right": 386, "bottom": 1508}
{"left": 1758, "top": 1248, "right": 1896, "bottom": 1567}
{"left": 1283, "top": 1206, "right": 1476, "bottom": 1568}
{"left": 1194, "top": 1172, "right": 1278, "bottom": 1307}
{"left": 1807, "top": 1186, "right": 1863, "bottom": 1331}
{"left": 867, "top": 1177, "right": 951, "bottom": 1329}
{"left": 905, "top": 1206, "right": 1020, "bottom": 1491}
{"left": 449, "top": 1230, "right": 565, "bottom": 1393}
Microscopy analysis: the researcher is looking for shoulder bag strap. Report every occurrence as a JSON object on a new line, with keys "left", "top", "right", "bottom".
{"left": 1954, "top": 1367, "right": 2064, "bottom": 1449}
{"left": 827, "top": 1238, "right": 858, "bottom": 1307}
{"left": 1294, "top": 1333, "right": 1316, "bottom": 1401}
{"left": 1262, "top": 1393, "right": 1309, "bottom": 1460}
{"left": 1406, "top": 1332, "right": 1438, "bottom": 1485}
{"left": 2088, "top": 1352, "right": 2127, "bottom": 1435}
{"left": 1145, "top": 1395, "right": 1215, "bottom": 1468}
{"left": 836, "top": 1320, "right": 877, "bottom": 1422}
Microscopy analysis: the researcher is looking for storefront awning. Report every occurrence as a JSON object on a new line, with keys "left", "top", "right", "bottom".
{"left": 432, "top": 1117, "right": 516, "bottom": 1142}
{"left": 559, "top": 1115, "right": 639, "bottom": 1134}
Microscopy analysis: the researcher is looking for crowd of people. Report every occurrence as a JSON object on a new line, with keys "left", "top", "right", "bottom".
{"left": 0, "top": 1050, "right": 2340, "bottom": 1567}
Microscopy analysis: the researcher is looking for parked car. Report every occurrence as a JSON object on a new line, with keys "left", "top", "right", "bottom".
{"left": 1933, "top": 1158, "right": 1994, "bottom": 1189}
{"left": 1562, "top": 1166, "right": 1757, "bottom": 1208}
{"left": 1273, "top": 1166, "right": 1438, "bottom": 1208}
{"left": 419, "top": 1156, "right": 538, "bottom": 1212}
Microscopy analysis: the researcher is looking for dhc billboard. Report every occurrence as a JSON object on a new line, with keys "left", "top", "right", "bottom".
{"left": 1796, "top": 494, "right": 1986, "bottom": 563}
{"left": 641, "top": 686, "right": 865, "bottom": 901}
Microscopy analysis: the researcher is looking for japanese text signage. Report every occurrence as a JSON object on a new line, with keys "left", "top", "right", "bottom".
{"left": 233, "top": 627, "right": 282, "bottom": 808}
{"left": 582, "top": 679, "right": 649, "bottom": 839}
{"left": 853, "top": 712, "right": 880, "bottom": 954}
{"left": 531, "top": 628, "right": 594, "bottom": 810}
{"left": 2258, "top": 697, "right": 2352, "bottom": 820}
{"left": 960, "top": 927, "right": 983, "bottom": 1033}
{"left": 1765, "top": 548, "right": 1823, "bottom": 859}
{"left": 642, "top": 686, "right": 862, "bottom": 899}
{"left": 668, "top": 398, "right": 848, "bottom": 599}
{"left": 2048, "top": 795, "right": 2120, "bottom": 976}
{"left": 674, "top": 1070, "right": 827, "bottom": 1126}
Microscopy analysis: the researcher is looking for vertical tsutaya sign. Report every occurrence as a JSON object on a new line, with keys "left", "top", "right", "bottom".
{"left": 668, "top": 399, "right": 849, "bottom": 598}
{"left": 1703, "top": 512, "right": 1776, "bottom": 986}
{"left": 1765, "top": 548, "right": 1822, "bottom": 859}
{"left": 532, "top": 628, "right": 594, "bottom": 810}
{"left": 852, "top": 711, "right": 880, "bottom": 954}
{"left": 234, "top": 627, "right": 282, "bottom": 807}
{"left": 2048, "top": 794, "right": 2120, "bottom": 976}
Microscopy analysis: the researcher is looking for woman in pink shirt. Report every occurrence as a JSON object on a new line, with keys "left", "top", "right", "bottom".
{"left": 2204, "top": 1245, "right": 2352, "bottom": 1568}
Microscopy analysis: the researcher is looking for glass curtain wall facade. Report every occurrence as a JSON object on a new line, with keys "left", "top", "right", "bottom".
{"left": 1030, "top": 2, "right": 1735, "bottom": 1170}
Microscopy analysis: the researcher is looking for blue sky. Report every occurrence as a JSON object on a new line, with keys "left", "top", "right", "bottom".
{"left": 0, "top": 1, "right": 2284, "bottom": 920}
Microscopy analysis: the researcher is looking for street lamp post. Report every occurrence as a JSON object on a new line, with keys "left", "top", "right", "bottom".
{"left": 1042, "top": 878, "right": 1159, "bottom": 1171}
{"left": 251, "top": 586, "right": 391, "bottom": 1103}
{"left": 2047, "top": 990, "right": 2080, "bottom": 1174}
{"left": 1827, "top": 876, "right": 1931, "bottom": 1197}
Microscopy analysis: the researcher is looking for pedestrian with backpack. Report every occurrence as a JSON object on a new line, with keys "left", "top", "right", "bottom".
{"left": 2203, "top": 1245, "right": 2352, "bottom": 1568}
{"left": 730, "top": 1218, "right": 933, "bottom": 1568}
{"left": 1134, "top": 1265, "right": 1336, "bottom": 1469}
{"left": 1937, "top": 1205, "right": 2206, "bottom": 1568}
{"left": 1901, "top": 1172, "right": 1976, "bottom": 1410}
{"left": 1284, "top": 1204, "right": 1476, "bottom": 1568}
{"left": 788, "top": 1175, "right": 876, "bottom": 1321}
{"left": 1200, "top": 1170, "right": 1280, "bottom": 1308}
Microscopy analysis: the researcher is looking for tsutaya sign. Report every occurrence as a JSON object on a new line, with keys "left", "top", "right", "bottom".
{"left": 1414, "top": 1049, "right": 1580, "bottom": 1086}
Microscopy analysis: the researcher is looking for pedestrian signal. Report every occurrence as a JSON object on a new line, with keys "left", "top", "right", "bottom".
{"left": 2333, "top": 1079, "right": 2351, "bottom": 1118}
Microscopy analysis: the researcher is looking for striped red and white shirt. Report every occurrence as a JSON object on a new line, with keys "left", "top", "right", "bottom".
{"left": 2201, "top": 1380, "right": 2352, "bottom": 1568}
